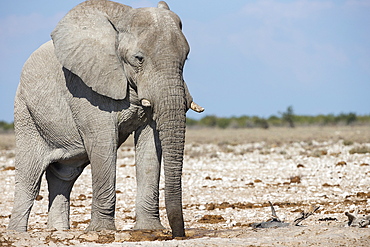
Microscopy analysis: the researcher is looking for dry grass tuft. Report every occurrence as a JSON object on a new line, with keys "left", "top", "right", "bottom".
{"left": 349, "top": 145, "right": 370, "bottom": 154}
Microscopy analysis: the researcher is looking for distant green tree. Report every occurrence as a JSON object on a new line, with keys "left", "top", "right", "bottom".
{"left": 320, "top": 114, "right": 336, "bottom": 125}
{"left": 186, "top": 118, "right": 198, "bottom": 126}
{"left": 0, "top": 121, "right": 14, "bottom": 131}
{"left": 357, "top": 115, "right": 370, "bottom": 124}
{"left": 251, "top": 116, "right": 269, "bottom": 129}
{"left": 268, "top": 115, "right": 282, "bottom": 126}
{"left": 184, "top": 112, "right": 369, "bottom": 129}
{"left": 216, "top": 117, "right": 231, "bottom": 129}
{"left": 281, "top": 106, "right": 295, "bottom": 128}
{"left": 235, "top": 116, "right": 250, "bottom": 128}
{"left": 337, "top": 112, "right": 357, "bottom": 125}
{"left": 199, "top": 115, "right": 217, "bottom": 127}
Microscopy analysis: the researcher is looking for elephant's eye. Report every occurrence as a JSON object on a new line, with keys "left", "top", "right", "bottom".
{"left": 134, "top": 54, "right": 144, "bottom": 64}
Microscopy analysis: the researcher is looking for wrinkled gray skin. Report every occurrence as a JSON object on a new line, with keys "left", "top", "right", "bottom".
{"left": 8, "top": 0, "right": 203, "bottom": 238}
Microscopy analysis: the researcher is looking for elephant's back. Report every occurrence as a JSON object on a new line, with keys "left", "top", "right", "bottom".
{"left": 17, "top": 41, "right": 63, "bottom": 95}
{"left": 15, "top": 41, "right": 80, "bottom": 147}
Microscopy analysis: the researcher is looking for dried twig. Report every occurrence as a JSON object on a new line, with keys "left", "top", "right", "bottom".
{"left": 269, "top": 201, "right": 279, "bottom": 221}
{"left": 252, "top": 202, "right": 320, "bottom": 228}
{"left": 293, "top": 205, "right": 320, "bottom": 226}
{"left": 345, "top": 209, "right": 370, "bottom": 228}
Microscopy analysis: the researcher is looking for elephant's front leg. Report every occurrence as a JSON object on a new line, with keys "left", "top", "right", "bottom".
{"left": 85, "top": 134, "right": 118, "bottom": 231}
{"left": 134, "top": 122, "right": 164, "bottom": 230}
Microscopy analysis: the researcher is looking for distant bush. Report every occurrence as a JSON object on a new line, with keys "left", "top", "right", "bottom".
{"left": 252, "top": 116, "right": 269, "bottom": 129}
{"left": 186, "top": 112, "right": 370, "bottom": 129}
{"left": 268, "top": 115, "right": 282, "bottom": 126}
{"left": 186, "top": 118, "right": 198, "bottom": 127}
{"left": 199, "top": 115, "right": 218, "bottom": 127}
{"left": 349, "top": 146, "right": 370, "bottom": 154}
{"left": 0, "top": 121, "right": 14, "bottom": 132}
{"left": 1, "top": 111, "right": 369, "bottom": 132}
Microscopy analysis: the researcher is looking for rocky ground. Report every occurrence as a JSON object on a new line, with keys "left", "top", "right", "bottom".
{"left": 0, "top": 126, "right": 369, "bottom": 246}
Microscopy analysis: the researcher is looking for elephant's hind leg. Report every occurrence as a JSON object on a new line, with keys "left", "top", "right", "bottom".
{"left": 9, "top": 97, "right": 55, "bottom": 231}
{"left": 8, "top": 153, "right": 47, "bottom": 232}
{"left": 46, "top": 163, "right": 84, "bottom": 230}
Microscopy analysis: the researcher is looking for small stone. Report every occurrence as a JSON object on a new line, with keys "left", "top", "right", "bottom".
{"left": 114, "top": 231, "right": 131, "bottom": 242}
{"left": 290, "top": 176, "right": 301, "bottom": 184}
{"left": 78, "top": 232, "right": 99, "bottom": 242}
{"left": 206, "top": 203, "right": 216, "bottom": 210}
{"left": 51, "top": 230, "right": 75, "bottom": 241}
{"left": 77, "top": 194, "right": 87, "bottom": 200}
{"left": 35, "top": 195, "right": 43, "bottom": 201}
{"left": 336, "top": 161, "right": 347, "bottom": 166}
{"left": 198, "top": 214, "right": 226, "bottom": 223}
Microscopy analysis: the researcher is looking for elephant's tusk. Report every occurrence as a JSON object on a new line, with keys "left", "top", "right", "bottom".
{"left": 190, "top": 102, "right": 204, "bottom": 113}
{"left": 141, "top": 99, "right": 151, "bottom": 107}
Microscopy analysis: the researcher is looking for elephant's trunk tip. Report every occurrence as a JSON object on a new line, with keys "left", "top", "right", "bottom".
{"left": 190, "top": 102, "right": 204, "bottom": 113}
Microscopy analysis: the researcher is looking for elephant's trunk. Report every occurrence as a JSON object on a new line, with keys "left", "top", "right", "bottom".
{"left": 154, "top": 80, "right": 186, "bottom": 238}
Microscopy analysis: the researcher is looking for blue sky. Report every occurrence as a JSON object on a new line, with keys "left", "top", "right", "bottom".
{"left": 1, "top": 0, "right": 369, "bottom": 122}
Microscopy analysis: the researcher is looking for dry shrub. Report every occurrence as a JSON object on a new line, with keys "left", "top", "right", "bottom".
{"left": 0, "top": 133, "right": 15, "bottom": 150}
{"left": 349, "top": 146, "right": 370, "bottom": 154}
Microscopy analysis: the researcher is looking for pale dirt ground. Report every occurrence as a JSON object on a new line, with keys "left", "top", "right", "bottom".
{"left": 0, "top": 126, "right": 370, "bottom": 246}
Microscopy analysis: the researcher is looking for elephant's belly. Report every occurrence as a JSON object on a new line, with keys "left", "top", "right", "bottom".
{"left": 49, "top": 148, "right": 89, "bottom": 167}
{"left": 49, "top": 162, "right": 85, "bottom": 181}
{"left": 48, "top": 150, "right": 89, "bottom": 181}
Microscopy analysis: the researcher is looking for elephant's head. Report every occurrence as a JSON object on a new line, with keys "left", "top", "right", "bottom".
{"left": 51, "top": 0, "right": 203, "bottom": 237}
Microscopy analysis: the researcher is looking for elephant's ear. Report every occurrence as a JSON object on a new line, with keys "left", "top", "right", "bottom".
{"left": 51, "top": 1, "right": 130, "bottom": 100}
{"left": 158, "top": 1, "right": 170, "bottom": 10}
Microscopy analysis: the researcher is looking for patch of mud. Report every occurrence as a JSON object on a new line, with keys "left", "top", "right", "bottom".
{"left": 198, "top": 215, "right": 226, "bottom": 224}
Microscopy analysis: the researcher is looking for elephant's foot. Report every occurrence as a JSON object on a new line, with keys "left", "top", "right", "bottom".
{"left": 8, "top": 210, "right": 31, "bottom": 232}
{"left": 86, "top": 219, "right": 116, "bottom": 232}
{"left": 7, "top": 222, "right": 27, "bottom": 232}
{"left": 47, "top": 221, "right": 69, "bottom": 231}
{"left": 133, "top": 220, "right": 165, "bottom": 230}
{"left": 47, "top": 194, "right": 70, "bottom": 231}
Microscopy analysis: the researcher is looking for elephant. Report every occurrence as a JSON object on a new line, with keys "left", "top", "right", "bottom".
{"left": 8, "top": 0, "right": 204, "bottom": 238}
